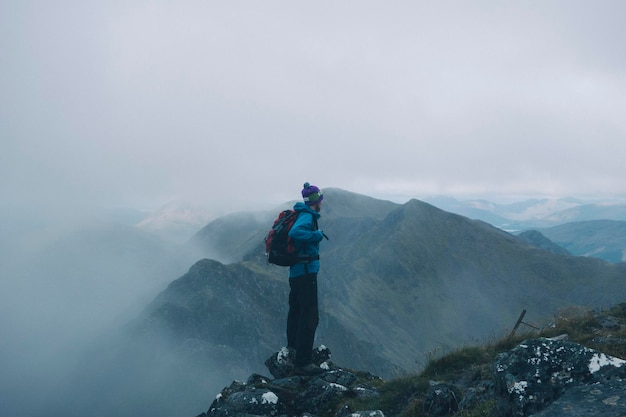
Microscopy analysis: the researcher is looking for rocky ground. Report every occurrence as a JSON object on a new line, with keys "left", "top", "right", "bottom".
{"left": 194, "top": 334, "right": 626, "bottom": 417}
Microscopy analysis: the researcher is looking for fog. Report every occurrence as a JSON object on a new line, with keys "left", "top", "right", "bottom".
{"left": 0, "top": 206, "right": 227, "bottom": 417}
{"left": 2, "top": 1, "right": 626, "bottom": 415}
{"left": 2, "top": 1, "right": 626, "bottom": 209}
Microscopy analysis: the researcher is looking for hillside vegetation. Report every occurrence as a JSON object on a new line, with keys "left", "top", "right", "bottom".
{"left": 343, "top": 303, "right": 626, "bottom": 417}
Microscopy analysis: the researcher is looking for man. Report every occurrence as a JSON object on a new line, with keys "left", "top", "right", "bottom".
{"left": 287, "top": 182, "right": 326, "bottom": 376}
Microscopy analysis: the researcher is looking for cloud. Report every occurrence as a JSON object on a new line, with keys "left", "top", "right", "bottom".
{"left": 1, "top": 1, "right": 625, "bottom": 209}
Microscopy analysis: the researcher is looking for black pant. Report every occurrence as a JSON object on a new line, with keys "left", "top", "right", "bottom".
{"left": 287, "top": 273, "right": 319, "bottom": 367}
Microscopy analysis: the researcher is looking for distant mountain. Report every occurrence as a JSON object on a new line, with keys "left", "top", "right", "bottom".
{"left": 189, "top": 210, "right": 278, "bottom": 264}
{"left": 424, "top": 196, "right": 626, "bottom": 230}
{"left": 530, "top": 220, "right": 626, "bottom": 263}
{"left": 516, "top": 230, "right": 570, "bottom": 256}
{"left": 188, "top": 188, "right": 398, "bottom": 264}
{"left": 420, "top": 196, "right": 513, "bottom": 228}
{"left": 137, "top": 201, "right": 216, "bottom": 244}
{"left": 541, "top": 204, "right": 626, "bottom": 224}
{"left": 139, "top": 189, "right": 626, "bottom": 383}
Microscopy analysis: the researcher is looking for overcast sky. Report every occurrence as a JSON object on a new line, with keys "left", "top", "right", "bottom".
{"left": 2, "top": 1, "right": 625, "bottom": 211}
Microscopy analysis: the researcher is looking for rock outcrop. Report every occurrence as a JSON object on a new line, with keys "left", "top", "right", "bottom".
{"left": 529, "top": 381, "right": 626, "bottom": 416}
{"left": 195, "top": 339, "right": 626, "bottom": 417}
{"left": 493, "top": 337, "right": 626, "bottom": 417}
{"left": 196, "top": 346, "right": 384, "bottom": 417}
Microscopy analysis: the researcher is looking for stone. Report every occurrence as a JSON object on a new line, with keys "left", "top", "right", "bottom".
{"left": 201, "top": 346, "right": 382, "bottom": 417}
{"left": 592, "top": 336, "right": 626, "bottom": 347}
{"left": 598, "top": 315, "right": 621, "bottom": 330}
{"left": 264, "top": 346, "right": 297, "bottom": 379}
{"left": 458, "top": 380, "right": 494, "bottom": 411}
{"left": 206, "top": 385, "right": 285, "bottom": 417}
{"left": 493, "top": 338, "right": 626, "bottom": 417}
{"left": 422, "top": 383, "right": 461, "bottom": 416}
{"left": 529, "top": 379, "right": 626, "bottom": 417}
{"left": 265, "top": 345, "right": 334, "bottom": 379}
{"left": 334, "top": 404, "right": 385, "bottom": 417}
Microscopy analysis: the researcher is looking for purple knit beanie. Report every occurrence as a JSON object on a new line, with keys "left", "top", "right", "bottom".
{"left": 302, "top": 182, "right": 324, "bottom": 206}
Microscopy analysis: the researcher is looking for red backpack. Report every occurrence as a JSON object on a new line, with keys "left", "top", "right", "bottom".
{"left": 265, "top": 210, "right": 300, "bottom": 266}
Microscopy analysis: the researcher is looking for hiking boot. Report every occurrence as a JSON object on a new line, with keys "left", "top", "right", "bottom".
{"left": 295, "top": 363, "right": 325, "bottom": 376}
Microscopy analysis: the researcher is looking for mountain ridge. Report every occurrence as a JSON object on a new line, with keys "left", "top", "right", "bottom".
{"left": 425, "top": 196, "right": 626, "bottom": 230}
{"left": 320, "top": 197, "right": 625, "bottom": 370}
{"left": 140, "top": 189, "right": 626, "bottom": 385}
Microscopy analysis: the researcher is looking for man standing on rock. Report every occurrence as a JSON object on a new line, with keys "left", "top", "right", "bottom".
{"left": 287, "top": 182, "right": 327, "bottom": 376}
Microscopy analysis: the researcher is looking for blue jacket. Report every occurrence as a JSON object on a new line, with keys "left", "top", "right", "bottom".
{"left": 288, "top": 202, "right": 324, "bottom": 278}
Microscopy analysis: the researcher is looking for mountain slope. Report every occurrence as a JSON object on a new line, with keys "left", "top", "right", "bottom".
{"left": 532, "top": 220, "right": 626, "bottom": 263}
{"left": 516, "top": 230, "right": 571, "bottom": 256}
{"left": 139, "top": 190, "right": 626, "bottom": 381}
{"left": 320, "top": 199, "right": 625, "bottom": 370}
{"left": 139, "top": 258, "right": 399, "bottom": 378}
{"left": 189, "top": 210, "right": 277, "bottom": 264}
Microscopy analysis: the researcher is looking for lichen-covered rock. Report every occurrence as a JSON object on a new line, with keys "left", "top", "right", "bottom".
{"left": 493, "top": 338, "right": 626, "bottom": 417}
{"left": 215, "top": 389, "right": 284, "bottom": 416}
{"left": 295, "top": 376, "right": 350, "bottom": 415}
{"left": 264, "top": 345, "right": 333, "bottom": 379}
{"left": 334, "top": 404, "right": 385, "bottom": 417}
{"left": 458, "top": 380, "right": 494, "bottom": 411}
{"left": 200, "top": 346, "right": 383, "bottom": 417}
{"left": 264, "top": 346, "right": 296, "bottom": 379}
{"left": 529, "top": 379, "right": 626, "bottom": 417}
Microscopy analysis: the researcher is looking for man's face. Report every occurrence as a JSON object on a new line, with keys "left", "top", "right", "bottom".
{"left": 313, "top": 201, "right": 322, "bottom": 212}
